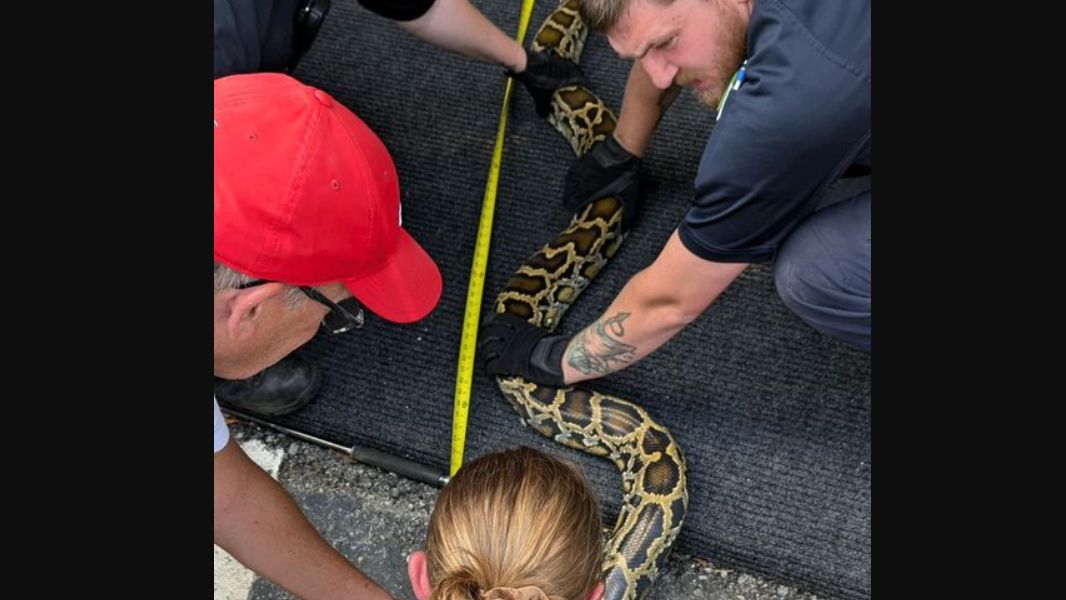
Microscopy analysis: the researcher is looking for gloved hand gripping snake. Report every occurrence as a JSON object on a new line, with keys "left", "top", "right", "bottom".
{"left": 488, "top": 3, "right": 689, "bottom": 599}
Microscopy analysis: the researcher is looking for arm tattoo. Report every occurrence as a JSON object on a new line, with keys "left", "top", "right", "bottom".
{"left": 566, "top": 312, "right": 638, "bottom": 375}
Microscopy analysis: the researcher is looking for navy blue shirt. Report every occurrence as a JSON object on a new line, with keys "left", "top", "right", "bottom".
{"left": 214, "top": 0, "right": 301, "bottom": 78}
{"left": 214, "top": 0, "right": 437, "bottom": 78}
{"left": 678, "top": 0, "right": 871, "bottom": 264}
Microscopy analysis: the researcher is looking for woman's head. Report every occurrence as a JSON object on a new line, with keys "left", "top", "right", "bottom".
{"left": 408, "top": 447, "right": 604, "bottom": 600}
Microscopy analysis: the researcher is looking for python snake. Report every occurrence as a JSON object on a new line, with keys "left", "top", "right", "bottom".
{"left": 490, "top": 2, "right": 689, "bottom": 599}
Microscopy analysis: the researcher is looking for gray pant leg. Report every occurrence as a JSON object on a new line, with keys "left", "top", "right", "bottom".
{"left": 773, "top": 190, "right": 871, "bottom": 352}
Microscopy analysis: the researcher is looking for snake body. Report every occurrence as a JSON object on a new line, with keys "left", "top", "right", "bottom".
{"left": 490, "top": 3, "right": 689, "bottom": 599}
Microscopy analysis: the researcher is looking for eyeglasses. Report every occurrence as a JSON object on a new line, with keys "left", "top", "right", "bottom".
{"left": 236, "top": 280, "right": 365, "bottom": 334}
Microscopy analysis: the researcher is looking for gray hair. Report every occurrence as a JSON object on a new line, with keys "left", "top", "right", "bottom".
{"left": 214, "top": 261, "right": 305, "bottom": 307}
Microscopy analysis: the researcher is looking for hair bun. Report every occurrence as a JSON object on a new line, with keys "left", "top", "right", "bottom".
{"left": 478, "top": 586, "right": 550, "bottom": 600}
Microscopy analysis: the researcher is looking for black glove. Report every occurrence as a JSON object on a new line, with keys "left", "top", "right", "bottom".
{"left": 510, "top": 48, "right": 585, "bottom": 119}
{"left": 562, "top": 134, "right": 641, "bottom": 232}
{"left": 478, "top": 313, "right": 569, "bottom": 386}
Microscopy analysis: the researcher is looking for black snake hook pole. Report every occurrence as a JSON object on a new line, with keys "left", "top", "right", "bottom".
{"left": 222, "top": 408, "right": 450, "bottom": 487}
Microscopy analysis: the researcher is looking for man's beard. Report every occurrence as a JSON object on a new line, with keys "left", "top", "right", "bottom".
{"left": 690, "top": 9, "right": 747, "bottom": 109}
{"left": 694, "top": 80, "right": 731, "bottom": 109}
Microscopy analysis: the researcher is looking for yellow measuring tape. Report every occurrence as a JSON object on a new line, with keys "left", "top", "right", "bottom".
{"left": 451, "top": 0, "right": 537, "bottom": 476}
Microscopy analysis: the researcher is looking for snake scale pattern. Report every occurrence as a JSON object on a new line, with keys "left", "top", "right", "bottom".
{"left": 490, "top": 2, "right": 689, "bottom": 599}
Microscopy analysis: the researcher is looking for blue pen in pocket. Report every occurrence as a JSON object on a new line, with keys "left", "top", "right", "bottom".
{"left": 733, "top": 62, "right": 747, "bottom": 90}
{"left": 717, "top": 59, "right": 748, "bottom": 120}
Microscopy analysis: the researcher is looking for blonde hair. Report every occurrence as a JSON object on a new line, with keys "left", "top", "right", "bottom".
{"left": 426, "top": 447, "right": 603, "bottom": 600}
{"left": 580, "top": 0, "right": 686, "bottom": 32}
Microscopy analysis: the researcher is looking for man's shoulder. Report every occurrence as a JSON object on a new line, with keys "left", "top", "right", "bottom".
{"left": 755, "top": 0, "right": 870, "bottom": 77}
{"left": 737, "top": 0, "right": 870, "bottom": 136}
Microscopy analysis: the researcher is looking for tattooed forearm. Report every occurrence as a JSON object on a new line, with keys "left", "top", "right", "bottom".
{"left": 566, "top": 312, "right": 638, "bottom": 375}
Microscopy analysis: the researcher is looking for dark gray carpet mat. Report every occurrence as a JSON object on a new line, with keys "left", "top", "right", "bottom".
{"left": 223, "top": 2, "right": 871, "bottom": 598}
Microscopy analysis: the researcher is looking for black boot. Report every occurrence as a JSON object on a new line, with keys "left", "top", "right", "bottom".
{"left": 215, "top": 354, "right": 321, "bottom": 417}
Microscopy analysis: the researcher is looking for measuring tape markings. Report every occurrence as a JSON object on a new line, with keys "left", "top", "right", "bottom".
{"left": 450, "top": 0, "right": 538, "bottom": 476}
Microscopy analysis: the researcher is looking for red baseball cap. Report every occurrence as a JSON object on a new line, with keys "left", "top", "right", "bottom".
{"left": 214, "top": 73, "right": 442, "bottom": 323}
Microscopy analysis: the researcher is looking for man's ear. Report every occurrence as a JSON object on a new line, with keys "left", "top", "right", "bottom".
{"left": 586, "top": 581, "right": 605, "bottom": 600}
{"left": 407, "top": 550, "right": 432, "bottom": 600}
{"left": 225, "top": 282, "right": 287, "bottom": 339}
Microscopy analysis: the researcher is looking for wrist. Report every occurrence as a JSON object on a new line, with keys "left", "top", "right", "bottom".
{"left": 509, "top": 46, "right": 528, "bottom": 73}
{"left": 610, "top": 131, "right": 644, "bottom": 159}
{"left": 530, "top": 335, "right": 569, "bottom": 385}
{"left": 559, "top": 338, "right": 584, "bottom": 386}
{"left": 592, "top": 134, "right": 640, "bottom": 172}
